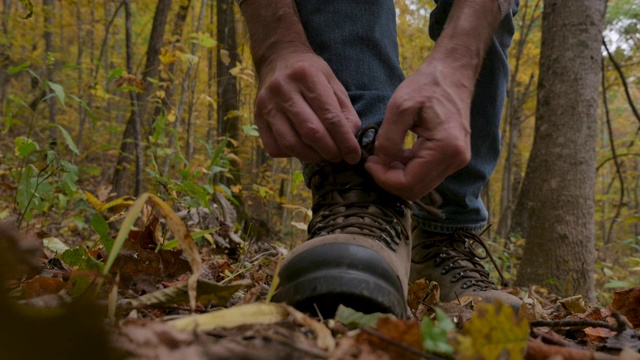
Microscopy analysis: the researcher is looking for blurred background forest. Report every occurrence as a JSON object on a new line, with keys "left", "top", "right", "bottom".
{"left": 0, "top": 0, "right": 638, "bottom": 303}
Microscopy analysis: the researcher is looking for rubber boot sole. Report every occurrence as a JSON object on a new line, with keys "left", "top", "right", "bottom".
{"left": 272, "top": 242, "right": 407, "bottom": 318}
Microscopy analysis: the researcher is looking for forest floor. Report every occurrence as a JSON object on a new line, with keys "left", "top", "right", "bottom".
{"left": 1, "top": 192, "right": 640, "bottom": 360}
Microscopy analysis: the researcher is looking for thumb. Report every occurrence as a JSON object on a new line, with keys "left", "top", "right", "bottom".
{"left": 374, "top": 98, "right": 416, "bottom": 163}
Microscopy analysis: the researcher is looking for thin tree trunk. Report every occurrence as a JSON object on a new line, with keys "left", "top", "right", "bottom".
{"left": 43, "top": 0, "right": 57, "bottom": 146}
{"left": 206, "top": 0, "right": 215, "bottom": 144}
{"left": 159, "top": 0, "right": 192, "bottom": 176}
{"left": 123, "top": 0, "right": 142, "bottom": 196}
{"left": 216, "top": 0, "right": 240, "bottom": 184}
{"left": 515, "top": 0, "right": 607, "bottom": 301}
{"left": 184, "top": 0, "right": 208, "bottom": 161}
{"left": 112, "top": 0, "right": 171, "bottom": 196}
{"left": 496, "top": 0, "right": 541, "bottom": 239}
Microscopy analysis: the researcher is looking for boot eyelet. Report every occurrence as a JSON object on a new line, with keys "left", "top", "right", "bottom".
{"left": 451, "top": 272, "right": 464, "bottom": 282}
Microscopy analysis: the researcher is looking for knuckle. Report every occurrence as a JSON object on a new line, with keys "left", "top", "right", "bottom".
{"left": 389, "top": 94, "right": 418, "bottom": 114}
{"left": 289, "top": 62, "right": 314, "bottom": 80}
{"left": 321, "top": 111, "right": 343, "bottom": 126}
{"left": 300, "top": 124, "right": 322, "bottom": 139}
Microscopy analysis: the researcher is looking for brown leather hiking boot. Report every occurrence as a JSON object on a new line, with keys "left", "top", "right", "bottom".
{"left": 410, "top": 229, "right": 521, "bottom": 309}
{"left": 272, "top": 161, "right": 412, "bottom": 318}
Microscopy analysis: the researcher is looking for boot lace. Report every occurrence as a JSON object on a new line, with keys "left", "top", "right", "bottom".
{"left": 308, "top": 125, "right": 442, "bottom": 252}
{"left": 413, "top": 230, "right": 507, "bottom": 291}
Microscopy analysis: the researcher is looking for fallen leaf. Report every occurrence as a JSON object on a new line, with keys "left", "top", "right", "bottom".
{"left": 456, "top": 301, "right": 529, "bottom": 360}
{"left": 119, "top": 279, "right": 251, "bottom": 312}
{"left": 420, "top": 307, "right": 455, "bottom": 357}
{"left": 609, "top": 288, "right": 640, "bottom": 329}
{"left": 168, "top": 302, "right": 290, "bottom": 332}
{"left": 42, "top": 237, "right": 69, "bottom": 255}
{"left": 583, "top": 326, "right": 616, "bottom": 343}
{"left": 334, "top": 304, "right": 392, "bottom": 330}
{"left": 559, "top": 295, "right": 588, "bottom": 314}
{"left": 287, "top": 306, "right": 336, "bottom": 351}
{"left": 148, "top": 194, "right": 202, "bottom": 312}
{"left": 20, "top": 276, "right": 69, "bottom": 299}
{"left": 407, "top": 278, "right": 429, "bottom": 310}
{"left": 109, "top": 238, "right": 191, "bottom": 294}
{"left": 356, "top": 317, "right": 423, "bottom": 360}
{"left": 519, "top": 288, "right": 548, "bottom": 322}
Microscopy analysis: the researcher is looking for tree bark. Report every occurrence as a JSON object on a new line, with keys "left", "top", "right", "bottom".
{"left": 515, "top": 0, "right": 607, "bottom": 301}
{"left": 112, "top": 0, "right": 171, "bottom": 196}
{"left": 216, "top": 0, "right": 240, "bottom": 184}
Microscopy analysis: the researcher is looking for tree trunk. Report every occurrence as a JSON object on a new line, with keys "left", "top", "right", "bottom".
{"left": 124, "top": 0, "right": 143, "bottom": 196}
{"left": 159, "top": 0, "right": 191, "bottom": 175}
{"left": 43, "top": 0, "right": 57, "bottom": 146}
{"left": 514, "top": 0, "right": 606, "bottom": 301}
{"left": 496, "top": 0, "right": 541, "bottom": 239}
{"left": 216, "top": 0, "right": 240, "bottom": 184}
{"left": 112, "top": 0, "right": 171, "bottom": 196}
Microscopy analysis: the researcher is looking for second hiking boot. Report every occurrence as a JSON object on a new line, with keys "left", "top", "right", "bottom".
{"left": 410, "top": 229, "right": 521, "bottom": 309}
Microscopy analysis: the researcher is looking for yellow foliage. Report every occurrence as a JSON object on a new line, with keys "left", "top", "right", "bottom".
{"left": 456, "top": 302, "right": 529, "bottom": 360}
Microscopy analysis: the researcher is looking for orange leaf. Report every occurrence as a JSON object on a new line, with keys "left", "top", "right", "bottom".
{"left": 609, "top": 287, "right": 640, "bottom": 329}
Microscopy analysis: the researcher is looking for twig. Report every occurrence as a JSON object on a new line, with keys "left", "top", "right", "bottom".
{"left": 603, "top": 40, "right": 640, "bottom": 126}
{"left": 601, "top": 54, "right": 625, "bottom": 244}
{"left": 530, "top": 311, "right": 628, "bottom": 333}
{"left": 359, "top": 327, "right": 446, "bottom": 360}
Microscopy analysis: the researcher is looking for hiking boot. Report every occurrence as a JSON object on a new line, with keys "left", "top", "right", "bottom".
{"left": 410, "top": 229, "right": 521, "bottom": 309}
{"left": 272, "top": 160, "right": 412, "bottom": 318}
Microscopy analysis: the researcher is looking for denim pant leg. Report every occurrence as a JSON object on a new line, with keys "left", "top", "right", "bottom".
{"left": 414, "top": 1, "right": 519, "bottom": 233}
{"left": 297, "top": 0, "right": 519, "bottom": 232}
{"left": 296, "top": 0, "right": 405, "bottom": 182}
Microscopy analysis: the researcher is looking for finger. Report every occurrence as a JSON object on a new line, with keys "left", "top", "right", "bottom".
{"left": 300, "top": 72, "right": 362, "bottom": 164}
{"left": 256, "top": 106, "right": 324, "bottom": 163}
{"left": 366, "top": 155, "right": 447, "bottom": 200}
{"left": 374, "top": 93, "right": 418, "bottom": 163}
{"left": 283, "top": 92, "right": 342, "bottom": 162}
{"left": 331, "top": 79, "right": 363, "bottom": 163}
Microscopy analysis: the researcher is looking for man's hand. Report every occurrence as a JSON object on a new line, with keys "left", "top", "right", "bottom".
{"left": 365, "top": 0, "right": 502, "bottom": 200}
{"left": 365, "top": 56, "right": 473, "bottom": 201}
{"left": 255, "top": 50, "right": 361, "bottom": 164}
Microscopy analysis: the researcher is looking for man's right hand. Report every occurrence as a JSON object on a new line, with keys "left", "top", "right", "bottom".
{"left": 254, "top": 50, "right": 362, "bottom": 164}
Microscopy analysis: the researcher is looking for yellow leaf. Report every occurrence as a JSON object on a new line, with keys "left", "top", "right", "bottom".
{"left": 99, "top": 196, "right": 135, "bottom": 213}
{"left": 219, "top": 49, "right": 231, "bottom": 66}
{"left": 168, "top": 302, "right": 289, "bottom": 332}
{"left": 83, "top": 190, "right": 102, "bottom": 212}
{"left": 456, "top": 302, "right": 528, "bottom": 360}
{"left": 148, "top": 194, "right": 202, "bottom": 313}
{"left": 166, "top": 110, "right": 177, "bottom": 123}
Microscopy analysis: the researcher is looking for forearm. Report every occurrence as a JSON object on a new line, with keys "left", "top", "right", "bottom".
{"left": 238, "top": 0, "right": 312, "bottom": 75}
{"left": 430, "top": 0, "right": 504, "bottom": 81}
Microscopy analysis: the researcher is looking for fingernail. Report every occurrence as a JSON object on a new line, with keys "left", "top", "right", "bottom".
{"left": 345, "top": 153, "right": 360, "bottom": 164}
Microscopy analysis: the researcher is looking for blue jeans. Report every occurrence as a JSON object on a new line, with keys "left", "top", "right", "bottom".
{"left": 297, "top": 0, "right": 518, "bottom": 233}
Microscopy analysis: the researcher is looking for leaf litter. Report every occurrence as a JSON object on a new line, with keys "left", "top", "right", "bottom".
{"left": 2, "top": 197, "right": 640, "bottom": 359}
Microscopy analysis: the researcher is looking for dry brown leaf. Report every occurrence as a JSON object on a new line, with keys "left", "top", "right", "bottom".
{"left": 558, "top": 295, "right": 588, "bottom": 314}
{"left": 609, "top": 288, "right": 640, "bottom": 329}
{"left": 287, "top": 305, "right": 336, "bottom": 351}
{"left": 20, "top": 276, "right": 69, "bottom": 299}
{"left": 356, "top": 317, "right": 422, "bottom": 360}
{"left": 519, "top": 288, "right": 549, "bottom": 322}
{"left": 583, "top": 326, "right": 616, "bottom": 343}
{"left": 407, "top": 278, "right": 429, "bottom": 310}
